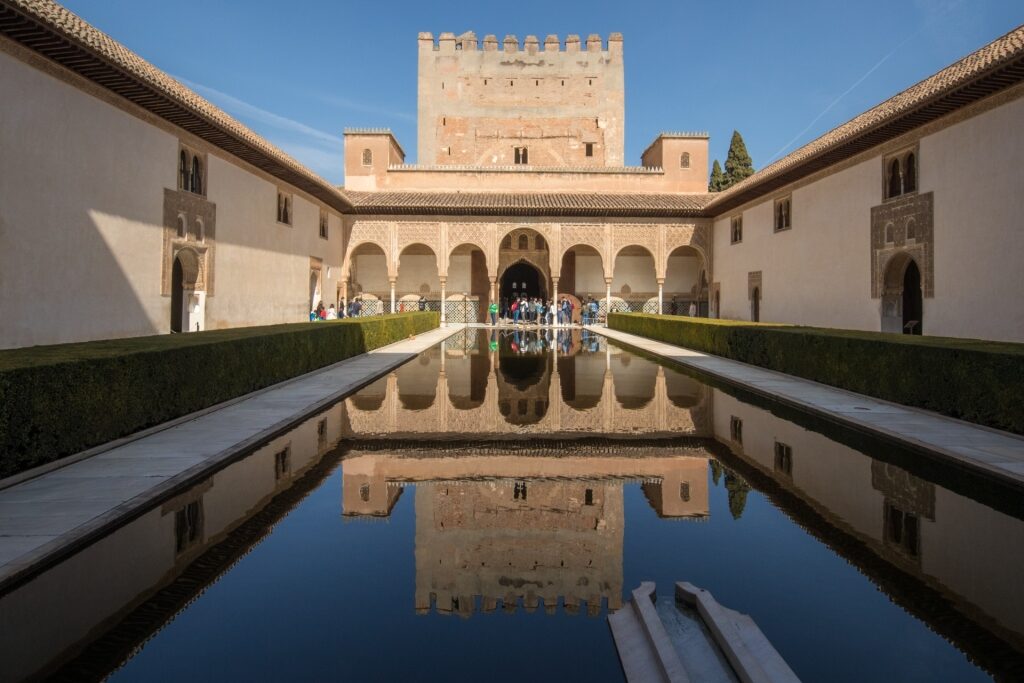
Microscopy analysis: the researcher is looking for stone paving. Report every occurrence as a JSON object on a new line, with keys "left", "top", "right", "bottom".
{"left": 0, "top": 325, "right": 460, "bottom": 591}
{"left": 594, "top": 326, "right": 1024, "bottom": 487}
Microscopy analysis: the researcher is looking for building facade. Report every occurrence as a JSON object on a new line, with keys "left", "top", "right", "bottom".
{"left": 0, "top": 1, "right": 1022, "bottom": 348}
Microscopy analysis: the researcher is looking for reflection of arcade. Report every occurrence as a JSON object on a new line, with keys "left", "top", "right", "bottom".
{"left": 343, "top": 329, "right": 712, "bottom": 438}
{"left": 342, "top": 450, "right": 710, "bottom": 617}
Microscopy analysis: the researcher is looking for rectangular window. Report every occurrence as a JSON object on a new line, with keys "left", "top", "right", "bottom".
{"left": 514, "top": 147, "right": 529, "bottom": 165}
{"left": 884, "top": 502, "right": 920, "bottom": 557}
{"left": 730, "top": 216, "right": 743, "bottom": 244}
{"left": 585, "top": 143, "right": 594, "bottom": 157}
{"left": 729, "top": 416, "right": 743, "bottom": 444}
{"left": 319, "top": 211, "right": 329, "bottom": 240}
{"left": 174, "top": 500, "right": 203, "bottom": 554}
{"left": 773, "top": 196, "right": 792, "bottom": 232}
{"left": 774, "top": 442, "right": 793, "bottom": 476}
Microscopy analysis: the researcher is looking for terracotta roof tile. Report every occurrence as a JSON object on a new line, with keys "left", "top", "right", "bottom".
{"left": 345, "top": 191, "right": 714, "bottom": 217}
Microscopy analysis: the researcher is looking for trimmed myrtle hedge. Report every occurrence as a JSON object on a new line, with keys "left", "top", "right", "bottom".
{"left": 609, "top": 313, "right": 1024, "bottom": 435}
{"left": 0, "top": 313, "right": 438, "bottom": 478}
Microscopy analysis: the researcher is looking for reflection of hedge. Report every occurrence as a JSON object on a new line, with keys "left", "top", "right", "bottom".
{"left": 609, "top": 313, "right": 1024, "bottom": 435}
{"left": 0, "top": 313, "right": 438, "bottom": 478}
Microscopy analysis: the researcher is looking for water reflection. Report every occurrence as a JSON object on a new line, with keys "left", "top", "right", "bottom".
{"left": 342, "top": 449, "right": 710, "bottom": 616}
{"left": 347, "top": 329, "right": 710, "bottom": 437}
{"left": 1, "top": 330, "right": 1023, "bottom": 681}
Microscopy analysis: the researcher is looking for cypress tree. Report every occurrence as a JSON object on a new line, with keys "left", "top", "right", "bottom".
{"left": 708, "top": 159, "right": 725, "bottom": 192}
{"left": 723, "top": 130, "right": 754, "bottom": 188}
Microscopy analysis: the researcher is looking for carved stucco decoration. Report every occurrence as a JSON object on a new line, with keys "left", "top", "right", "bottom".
{"left": 395, "top": 222, "right": 442, "bottom": 274}
{"left": 558, "top": 223, "right": 606, "bottom": 265}
{"left": 162, "top": 188, "right": 215, "bottom": 296}
{"left": 870, "top": 192, "right": 934, "bottom": 298}
{"left": 345, "top": 221, "right": 392, "bottom": 278}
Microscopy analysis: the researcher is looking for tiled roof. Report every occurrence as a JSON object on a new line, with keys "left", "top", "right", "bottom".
{"left": 345, "top": 191, "right": 714, "bottom": 217}
{"left": 706, "top": 24, "right": 1024, "bottom": 215}
{"left": 0, "top": 0, "right": 352, "bottom": 213}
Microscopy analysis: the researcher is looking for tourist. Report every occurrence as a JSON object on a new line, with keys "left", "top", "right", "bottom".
{"left": 326, "top": 304, "right": 337, "bottom": 320}
{"left": 418, "top": 295, "right": 427, "bottom": 312}
{"left": 689, "top": 301, "right": 697, "bottom": 317}
{"left": 589, "top": 297, "right": 599, "bottom": 325}
{"left": 489, "top": 300, "right": 498, "bottom": 326}
{"left": 511, "top": 298, "right": 520, "bottom": 324}
{"left": 671, "top": 295, "right": 679, "bottom": 315}
{"left": 316, "top": 302, "right": 327, "bottom": 320}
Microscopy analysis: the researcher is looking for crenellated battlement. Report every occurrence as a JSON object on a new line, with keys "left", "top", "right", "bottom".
{"left": 419, "top": 31, "right": 623, "bottom": 54}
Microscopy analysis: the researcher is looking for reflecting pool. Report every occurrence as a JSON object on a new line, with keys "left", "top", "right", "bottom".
{"left": 2, "top": 328, "right": 1023, "bottom": 681}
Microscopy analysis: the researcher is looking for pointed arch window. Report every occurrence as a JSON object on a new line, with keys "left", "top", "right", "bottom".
{"left": 680, "top": 152, "right": 691, "bottom": 169}
{"left": 887, "top": 159, "right": 902, "bottom": 199}
{"left": 518, "top": 234, "right": 529, "bottom": 250}
{"left": 884, "top": 147, "right": 920, "bottom": 200}
{"left": 361, "top": 148, "right": 373, "bottom": 167}
{"left": 277, "top": 191, "right": 292, "bottom": 225}
{"left": 773, "top": 196, "right": 791, "bottom": 232}
{"left": 190, "top": 156, "right": 203, "bottom": 195}
{"left": 904, "top": 153, "right": 916, "bottom": 193}
{"left": 178, "top": 150, "right": 189, "bottom": 191}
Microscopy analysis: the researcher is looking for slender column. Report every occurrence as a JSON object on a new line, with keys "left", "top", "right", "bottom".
{"left": 605, "top": 278, "right": 612, "bottom": 322}
{"left": 389, "top": 278, "right": 396, "bottom": 314}
{"left": 489, "top": 277, "right": 497, "bottom": 324}
{"left": 551, "top": 276, "right": 559, "bottom": 326}
{"left": 440, "top": 277, "right": 447, "bottom": 325}
{"left": 657, "top": 278, "right": 664, "bottom": 315}
{"left": 489, "top": 277, "right": 496, "bottom": 304}
{"left": 341, "top": 280, "right": 348, "bottom": 314}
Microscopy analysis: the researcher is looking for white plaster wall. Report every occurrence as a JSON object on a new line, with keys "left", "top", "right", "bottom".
{"left": 922, "top": 96, "right": 1024, "bottom": 341}
{"left": 396, "top": 253, "right": 441, "bottom": 294}
{"left": 204, "top": 156, "right": 343, "bottom": 326}
{"left": 0, "top": 49, "right": 345, "bottom": 347}
{"left": 352, "top": 252, "right": 389, "bottom": 293}
{"left": 711, "top": 94, "right": 1024, "bottom": 342}
{"left": 574, "top": 254, "right": 605, "bottom": 292}
{"left": 611, "top": 254, "right": 657, "bottom": 294}
{"left": 664, "top": 255, "right": 701, "bottom": 294}
{"left": 447, "top": 254, "right": 474, "bottom": 293}
{"left": 0, "top": 49, "right": 171, "bottom": 348}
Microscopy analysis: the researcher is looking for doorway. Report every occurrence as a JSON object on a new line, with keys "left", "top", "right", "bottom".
{"left": 501, "top": 261, "right": 547, "bottom": 303}
{"left": 902, "top": 260, "right": 923, "bottom": 335}
{"left": 171, "top": 257, "right": 184, "bottom": 332}
{"left": 751, "top": 287, "right": 760, "bottom": 322}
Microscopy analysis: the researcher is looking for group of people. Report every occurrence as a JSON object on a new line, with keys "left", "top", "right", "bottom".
{"left": 309, "top": 299, "right": 367, "bottom": 321}
{"left": 488, "top": 295, "right": 604, "bottom": 327}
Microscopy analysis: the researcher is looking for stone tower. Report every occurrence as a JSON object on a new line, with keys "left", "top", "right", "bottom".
{"left": 417, "top": 32, "right": 625, "bottom": 167}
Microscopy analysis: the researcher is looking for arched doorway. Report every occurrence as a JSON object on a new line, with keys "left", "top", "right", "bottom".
{"left": 309, "top": 270, "right": 321, "bottom": 312}
{"left": 349, "top": 242, "right": 388, "bottom": 314}
{"left": 501, "top": 260, "right": 547, "bottom": 302}
{"left": 751, "top": 287, "right": 760, "bottom": 322}
{"left": 664, "top": 245, "right": 707, "bottom": 316}
{"left": 171, "top": 258, "right": 184, "bottom": 332}
{"left": 397, "top": 243, "right": 440, "bottom": 312}
{"left": 612, "top": 245, "right": 657, "bottom": 313}
{"left": 880, "top": 253, "right": 923, "bottom": 335}
{"left": 902, "top": 260, "right": 923, "bottom": 335}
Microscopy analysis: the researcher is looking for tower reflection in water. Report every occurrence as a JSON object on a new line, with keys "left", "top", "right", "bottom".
{"left": 342, "top": 328, "right": 713, "bottom": 616}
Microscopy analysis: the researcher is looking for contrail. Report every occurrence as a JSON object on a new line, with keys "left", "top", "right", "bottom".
{"left": 767, "top": 0, "right": 966, "bottom": 163}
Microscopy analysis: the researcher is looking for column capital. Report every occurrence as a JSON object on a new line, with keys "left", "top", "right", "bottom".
{"left": 605, "top": 277, "right": 613, "bottom": 285}
{"left": 656, "top": 277, "right": 665, "bottom": 285}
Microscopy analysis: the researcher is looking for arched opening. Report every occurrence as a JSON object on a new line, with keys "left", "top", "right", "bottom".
{"left": 190, "top": 156, "right": 202, "bottom": 194}
{"left": 448, "top": 243, "right": 489, "bottom": 322}
{"left": 501, "top": 261, "right": 546, "bottom": 305}
{"left": 665, "top": 371, "right": 703, "bottom": 408}
{"left": 902, "top": 260, "right": 923, "bottom": 335}
{"left": 517, "top": 234, "right": 529, "bottom": 250}
{"left": 397, "top": 243, "right": 440, "bottom": 312}
{"left": 559, "top": 244, "right": 603, "bottom": 323}
{"left": 447, "top": 331, "right": 491, "bottom": 409}
{"left": 178, "top": 151, "right": 189, "bottom": 191}
{"left": 612, "top": 245, "right": 657, "bottom": 313}
{"left": 887, "top": 159, "right": 902, "bottom": 198}
{"left": 751, "top": 287, "right": 761, "bottom": 322}
{"left": 171, "top": 257, "right": 184, "bottom": 333}
{"left": 349, "top": 242, "right": 388, "bottom": 316}
{"left": 881, "top": 253, "right": 924, "bottom": 335}
{"left": 396, "top": 353, "right": 441, "bottom": 410}
{"left": 665, "top": 245, "right": 707, "bottom": 316}
{"left": 904, "top": 153, "right": 916, "bottom": 193}
{"left": 349, "top": 376, "right": 387, "bottom": 411}
{"left": 558, "top": 350, "right": 605, "bottom": 411}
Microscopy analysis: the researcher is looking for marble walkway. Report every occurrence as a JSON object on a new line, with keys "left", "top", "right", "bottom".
{"left": 594, "top": 326, "right": 1024, "bottom": 488}
{"left": 0, "top": 325, "right": 461, "bottom": 592}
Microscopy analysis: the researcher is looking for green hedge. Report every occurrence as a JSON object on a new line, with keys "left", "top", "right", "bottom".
{"left": 0, "top": 312, "right": 438, "bottom": 478}
{"left": 609, "top": 313, "right": 1024, "bottom": 435}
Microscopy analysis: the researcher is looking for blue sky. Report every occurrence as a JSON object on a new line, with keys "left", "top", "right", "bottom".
{"left": 62, "top": 0, "right": 1024, "bottom": 185}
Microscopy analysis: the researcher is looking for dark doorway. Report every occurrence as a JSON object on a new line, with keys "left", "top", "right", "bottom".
{"left": 171, "top": 257, "right": 184, "bottom": 333}
{"left": 751, "top": 287, "right": 760, "bottom": 323}
{"left": 902, "top": 260, "right": 923, "bottom": 335}
{"left": 501, "top": 261, "right": 546, "bottom": 302}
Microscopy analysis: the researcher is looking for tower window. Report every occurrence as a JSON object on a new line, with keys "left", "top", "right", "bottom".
{"left": 680, "top": 152, "right": 690, "bottom": 169}
{"left": 514, "top": 147, "right": 529, "bottom": 165}
{"left": 585, "top": 143, "right": 594, "bottom": 157}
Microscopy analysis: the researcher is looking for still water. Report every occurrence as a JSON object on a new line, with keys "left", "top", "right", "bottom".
{"left": 2, "top": 328, "right": 1023, "bottom": 682}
